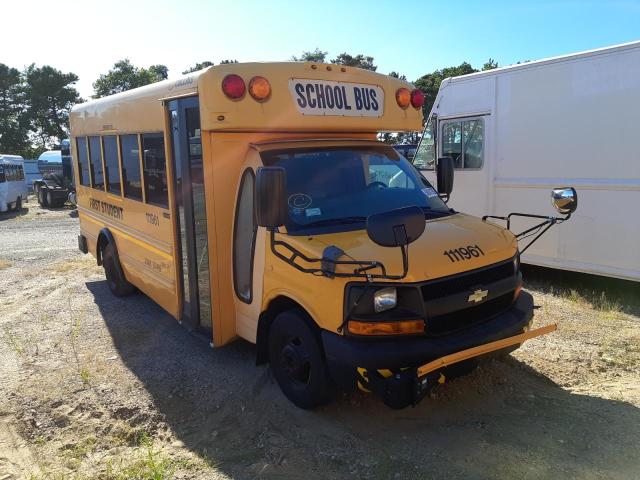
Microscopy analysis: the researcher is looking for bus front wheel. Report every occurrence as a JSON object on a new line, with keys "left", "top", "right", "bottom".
{"left": 268, "top": 310, "right": 332, "bottom": 409}
{"left": 102, "top": 242, "right": 136, "bottom": 297}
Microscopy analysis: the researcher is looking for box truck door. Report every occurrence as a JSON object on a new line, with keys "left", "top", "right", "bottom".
{"left": 417, "top": 115, "right": 491, "bottom": 217}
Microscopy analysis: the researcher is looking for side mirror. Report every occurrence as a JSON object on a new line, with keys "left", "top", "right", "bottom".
{"left": 436, "top": 157, "right": 454, "bottom": 196}
{"left": 255, "top": 166, "right": 288, "bottom": 229}
{"left": 366, "top": 206, "right": 425, "bottom": 247}
{"left": 551, "top": 187, "right": 578, "bottom": 215}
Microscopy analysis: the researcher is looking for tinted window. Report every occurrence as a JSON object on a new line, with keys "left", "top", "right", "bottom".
{"left": 142, "top": 133, "right": 168, "bottom": 207}
{"left": 103, "top": 135, "right": 121, "bottom": 195}
{"left": 88, "top": 136, "right": 104, "bottom": 189}
{"left": 261, "top": 146, "right": 451, "bottom": 234}
{"left": 76, "top": 137, "right": 90, "bottom": 186}
{"left": 120, "top": 134, "right": 142, "bottom": 201}
{"left": 0, "top": 165, "right": 5, "bottom": 183}
{"left": 233, "top": 169, "right": 256, "bottom": 302}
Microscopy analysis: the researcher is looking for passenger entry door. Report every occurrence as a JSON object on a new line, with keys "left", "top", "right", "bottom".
{"left": 167, "top": 97, "right": 213, "bottom": 334}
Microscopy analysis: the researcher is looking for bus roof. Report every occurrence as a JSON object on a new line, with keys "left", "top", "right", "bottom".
{"left": 71, "top": 62, "right": 423, "bottom": 136}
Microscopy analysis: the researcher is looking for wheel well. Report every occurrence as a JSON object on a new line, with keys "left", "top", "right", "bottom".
{"left": 96, "top": 232, "right": 110, "bottom": 266}
{"left": 255, "top": 296, "right": 320, "bottom": 365}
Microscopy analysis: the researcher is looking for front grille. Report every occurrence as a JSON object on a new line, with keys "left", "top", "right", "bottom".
{"left": 426, "top": 293, "right": 514, "bottom": 336}
{"left": 421, "top": 259, "right": 515, "bottom": 301}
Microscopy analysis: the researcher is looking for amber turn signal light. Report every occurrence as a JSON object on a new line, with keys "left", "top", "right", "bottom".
{"left": 395, "top": 88, "right": 411, "bottom": 109}
{"left": 348, "top": 319, "right": 425, "bottom": 336}
{"left": 248, "top": 76, "right": 271, "bottom": 102}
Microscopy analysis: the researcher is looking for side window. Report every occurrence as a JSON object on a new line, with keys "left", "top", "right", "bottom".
{"left": 463, "top": 119, "right": 484, "bottom": 168}
{"left": 233, "top": 169, "right": 257, "bottom": 303}
{"left": 441, "top": 118, "right": 484, "bottom": 169}
{"left": 120, "top": 134, "right": 143, "bottom": 201}
{"left": 76, "top": 137, "right": 90, "bottom": 186}
{"left": 103, "top": 135, "right": 122, "bottom": 195}
{"left": 18, "top": 165, "right": 24, "bottom": 180}
{"left": 141, "top": 133, "right": 168, "bottom": 208}
{"left": 88, "top": 136, "right": 104, "bottom": 190}
{"left": 0, "top": 166, "right": 5, "bottom": 183}
{"left": 442, "top": 121, "right": 463, "bottom": 168}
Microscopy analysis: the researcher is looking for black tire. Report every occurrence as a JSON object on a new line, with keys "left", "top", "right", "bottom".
{"left": 38, "top": 188, "right": 48, "bottom": 207}
{"left": 47, "top": 191, "right": 53, "bottom": 208}
{"left": 102, "top": 242, "right": 136, "bottom": 297}
{"left": 268, "top": 310, "right": 333, "bottom": 409}
{"left": 15, "top": 196, "right": 22, "bottom": 211}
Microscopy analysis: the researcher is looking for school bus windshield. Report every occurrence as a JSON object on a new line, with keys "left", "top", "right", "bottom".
{"left": 261, "top": 145, "right": 451, "bottom": 234}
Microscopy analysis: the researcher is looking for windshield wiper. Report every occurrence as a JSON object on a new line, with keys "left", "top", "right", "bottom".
{"left": 297, "top": 216, "right": 367, "bottom": 228}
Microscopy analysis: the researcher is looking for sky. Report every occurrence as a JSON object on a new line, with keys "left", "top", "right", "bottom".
{"left": 2, "top": 0, "right": 640, "bottom": 99}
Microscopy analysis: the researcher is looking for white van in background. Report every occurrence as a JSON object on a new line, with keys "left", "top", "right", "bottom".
{"left": 414, "top": 41, "right": 640, "bottom": 282}
{"left": 0, "top": 155, "right": 28, "bottom": 212}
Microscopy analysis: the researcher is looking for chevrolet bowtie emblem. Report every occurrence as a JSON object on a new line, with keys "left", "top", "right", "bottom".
{"left": 468, "top": 289, "right": 489, "bottom": 303}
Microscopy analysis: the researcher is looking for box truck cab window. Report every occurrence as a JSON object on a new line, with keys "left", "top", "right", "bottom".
{"left": 441, "top": 118, "right": 484, "bottom": 169}
{"left": 262, "top": 146, "right": 451, "bottom": 234}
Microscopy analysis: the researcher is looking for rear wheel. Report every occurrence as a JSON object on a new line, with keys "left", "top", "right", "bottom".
{"left": 46, "top": 191, "right": 54, "bottom": 208}
{"left": 38, "top": 188, "right": 48, "bottom": 207}
{"left": 102, "top": 242, "right": 136, "bottom": 297}
{"left": 268, "top": 310, "right": 332, "bottom": 409}
{"left": 15, "top": 196, "right": 22, "bottom": 211}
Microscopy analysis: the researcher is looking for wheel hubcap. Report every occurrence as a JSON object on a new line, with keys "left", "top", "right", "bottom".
{"left": 279, "top": 337, "right": 311, "bottom": 384}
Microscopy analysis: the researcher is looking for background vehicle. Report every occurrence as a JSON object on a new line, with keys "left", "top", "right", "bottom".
{"left": 0, "top": 154, "right": 28, "bottom": 212}
{"left": 392, "top": 143, "right": 418, "bottom": 160}
{"left": 414, "top": 41, "right": 640, "bottom": 282}
{"left": 33, "top": 140, "right": 75, "bottom": 208}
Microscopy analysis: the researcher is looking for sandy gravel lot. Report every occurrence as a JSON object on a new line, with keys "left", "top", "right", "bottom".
{"left": 1, "top": 199, "right": 639, "bottom": 479}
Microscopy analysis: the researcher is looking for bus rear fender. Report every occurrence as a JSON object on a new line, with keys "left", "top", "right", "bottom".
{"left": 256, "top": 295, "right": 323, "bottom": 365}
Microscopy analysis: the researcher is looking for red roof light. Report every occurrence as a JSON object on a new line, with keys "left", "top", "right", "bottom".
{"left": 222, "top": 74, "right": 245, "bottom": 100}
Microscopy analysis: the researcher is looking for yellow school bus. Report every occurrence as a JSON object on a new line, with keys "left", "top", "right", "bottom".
{"left": 70, "top": 62, "right": 577, "bottom": 408}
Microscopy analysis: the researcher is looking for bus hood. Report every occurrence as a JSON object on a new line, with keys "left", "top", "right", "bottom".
{"left": 282, "top": 213, "right": 518, "bottom": 282}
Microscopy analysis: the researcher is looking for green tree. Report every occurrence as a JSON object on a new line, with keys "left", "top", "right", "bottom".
{"left": 219, "top": 59, "right": 239, "bottom": 64}
{"left": 291, "top": 48, "right": 328, "bottom": 63}
{"left": 182, "top": 61, "right": 214, "bottom": 74}
{"left": 482, "top": 58, "right": 499, "bottom": 71}
{"left": 414, "top": 62, "right": 477, "bottom": 117}
{"left": 331, "top": 53, "right": 377, "bottom": 71}
{"left": 388, "top": 71, "right": 407, "bottom": 81}
{"left": 23, "top": 64, "right": 82, "bottom": 153}
{"left": 0, "top": 64, "right": 29, "bottom": 155}
{"left": 92, "top": 59, "right": 169, "bottom": 98}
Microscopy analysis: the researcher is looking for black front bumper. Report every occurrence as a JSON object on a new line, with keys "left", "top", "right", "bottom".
{"left": 322, "top": 291, "right": 534, "bottom": 407}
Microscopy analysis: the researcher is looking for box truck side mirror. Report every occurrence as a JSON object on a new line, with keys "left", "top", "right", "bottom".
{"left": 551, "top": 187, "right": 578, "bottom": 215}
{"left": 436, "top": 157, "right": 454, "bottom": 200}
{"left": 255, "top": 166, "right": 288, "bottom": 229}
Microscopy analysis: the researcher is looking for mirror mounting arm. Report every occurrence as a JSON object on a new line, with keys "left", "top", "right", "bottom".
{"left": 482, "top": 212, "right": 572, "bottom": 255}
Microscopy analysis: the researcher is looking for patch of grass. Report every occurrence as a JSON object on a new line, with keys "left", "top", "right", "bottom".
{"left": 0, "top": 258, "right": 11, "bottom": 270}
{"left": 111, "top": 425, "right": 151, "bottom": 447}
{"left": 2, "top": 326, "right": 24, "bottom": 355}
{"left": 80, "top": 367, "right": 91, "bottom": 385}
{"left": 104, "top": 438, "right": 178, "bottom": 480}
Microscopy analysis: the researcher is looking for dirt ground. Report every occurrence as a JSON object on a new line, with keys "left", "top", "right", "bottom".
{"left": 1, "top": 199, "right": 639, "bottom": 479}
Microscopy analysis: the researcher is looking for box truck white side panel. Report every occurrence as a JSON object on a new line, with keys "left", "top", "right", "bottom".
{"left": 422, "top": 42, "right": 640, "bottom": 281}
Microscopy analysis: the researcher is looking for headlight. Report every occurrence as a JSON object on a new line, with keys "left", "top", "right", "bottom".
{"left": 374, "top": 287, "right": 397, "bottom": 313}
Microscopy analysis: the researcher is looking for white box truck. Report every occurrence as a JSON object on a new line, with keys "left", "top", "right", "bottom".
{"left": 414, "top": 41, "right": 640, "bottom": 282}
